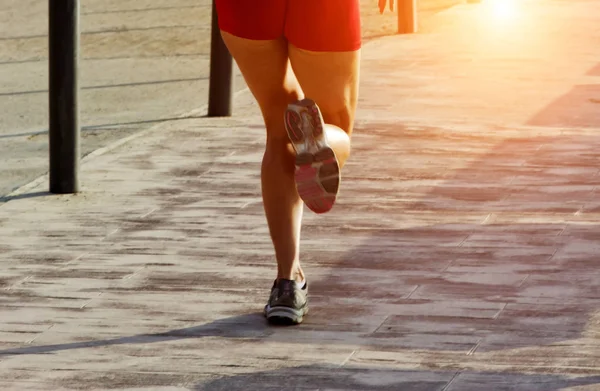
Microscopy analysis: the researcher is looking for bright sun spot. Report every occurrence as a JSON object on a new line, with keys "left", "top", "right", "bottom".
{"left": 485, "top": 0, "right": 520, "bottom": 22}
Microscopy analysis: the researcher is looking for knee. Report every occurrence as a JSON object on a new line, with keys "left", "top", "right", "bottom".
{"left": 320, "top": 104, "right": 354, "bottom": 135}
{"left": 260, "top": 89, "right": 302, "bottom": 150}
{"left": 259, "top": 89, "right": 302, "bottom": 172}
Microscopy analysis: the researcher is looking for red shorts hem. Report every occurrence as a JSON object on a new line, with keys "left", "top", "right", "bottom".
{"left": 216, "top": 0, "right": 361, "bottom": 53}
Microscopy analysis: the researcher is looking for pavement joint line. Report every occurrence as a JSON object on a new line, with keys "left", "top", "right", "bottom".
{"left": 102, "top": 228, "right": 122, "bottom": 241}
{"left": 0, "top": 52, "right": 211, "bottom": 66}
{"left": 4, "top": 114, "right": 214, "bottom": 140}
{"left": 441, "top": 371, "right": 461, "bottom": 391}
{"left": 466, "top": 340, "right": 482, "bottom": 356}
{"left": 25, "top": 324, "right": 55, "bottom": 345}
{"left": 82, "top": 24, "right": 212, "bottom": 36}
{"left": 80, "top": 292, "right": 103, "bottom": 310}
{"left": 0, "top": 25, "right": 211, "bottom": 42}
{"left": 492, "top": 303, "right": 508, "bottom": 321}
{"left": 0, "top": 76, "right": 210, "bottom": 97}
{"left": 481, "top": 213, "right": 494, "bottom": 225}
{"left": 81, "top": 4, "right": 210, "bottom": 16}
{"left": 63, "top": 252, "right": 90, "bottom": 268}
{"left": 556, "top": 226, "right": 568, "bottom": 236}
{"left": 457, "top": 234, "right": 471, "bottom": 248}
{"left": 240, "top": 201, "right": 260, "bottom": 209}
{"left": 338, "top": 350, "right": 358, "bottom": 368}
{"left": 517, "top": 274, "right": 531, "bottom": 288}
{"left": 545, "top": 248, "right": 560, "bottom": 263}
{"left": 140, "top": 208, "right": 159, "bottom": 219}
{"left": 405, "top": 285, "right": 421, "bottom": 299}
{"left": 441, "top": 260, "right": 454, "bottom": 272}
{"left": 122, "top": 267, "right": 147, "bottom": 281}
{"left": 372, "top": 315, "right": 392, "bottom": 334}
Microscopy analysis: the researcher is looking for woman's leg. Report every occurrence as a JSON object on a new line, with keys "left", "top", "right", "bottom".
{"left": 283, "top": 0, "right": 361, "bottom": 213}
{"left": 220, "top": 32, "right": 306, "bottom": 284}
{"left": 288, "top": 48, "right": 360, "bottom": 151}
{"left": 286, "top": 0, "right": 361, "bottom": 144}
{"left": 280, "top": 48, "right": 360, "bottom": 214}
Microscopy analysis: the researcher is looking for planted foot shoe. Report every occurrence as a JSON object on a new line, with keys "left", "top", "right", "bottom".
{"left": 264, "top": 279, "right": 308, "bottom": 325}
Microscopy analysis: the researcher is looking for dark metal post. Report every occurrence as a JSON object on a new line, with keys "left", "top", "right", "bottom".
{"left": 397, "top": 0, "right": 418, "bottom": 34}
{"left": 208, "top": 0, "right": 233, "bottom": 117}
{"left": 49, "top": 0, "right": 80, "bottom": 194}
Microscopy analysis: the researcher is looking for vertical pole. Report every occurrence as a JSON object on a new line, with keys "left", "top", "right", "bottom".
{"left": 49, "top": 0, "right": 80, "bottom": 194}
{"left": 397, "top": 0, "right": 418, "bottom": 34}
{"left": 208, "top": 0, "right": 233, "bottom": 117}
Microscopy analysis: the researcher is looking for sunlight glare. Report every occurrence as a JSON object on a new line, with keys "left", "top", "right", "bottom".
{"left": 485, "top": 0, "right": 520, "bottom": 22}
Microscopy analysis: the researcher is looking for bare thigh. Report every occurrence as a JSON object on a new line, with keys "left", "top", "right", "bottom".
{"left": 288, "top": 45, "right": 361, "bottom": 135}
{"left": 220, "top": 31, "right": 302, "bottom": 137}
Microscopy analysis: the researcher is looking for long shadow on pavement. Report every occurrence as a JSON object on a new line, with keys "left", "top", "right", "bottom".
{"left": 529, "top": 62, "right": 600, "bottom": 127}
{"left": 195, "top": 366, "right": 600, "bottom": 391}
{"left": 0, "top": 313, "right": 269, "bottom": 356}
{"left": 0, "top": 191, "right": 50, "bottom": 203}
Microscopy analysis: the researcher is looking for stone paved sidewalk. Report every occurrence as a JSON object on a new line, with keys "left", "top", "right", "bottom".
{"left": 1, "top": 0, "right": 600, "bottom": 389}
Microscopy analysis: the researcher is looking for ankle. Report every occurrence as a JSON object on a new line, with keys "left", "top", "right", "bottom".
{"left": 277, "top": 269, "right": 305, "bottom": 284}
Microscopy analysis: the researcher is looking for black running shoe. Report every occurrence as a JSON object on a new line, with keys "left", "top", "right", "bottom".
{"left": 264, "top": 279, "right": 308, "bottom": 325}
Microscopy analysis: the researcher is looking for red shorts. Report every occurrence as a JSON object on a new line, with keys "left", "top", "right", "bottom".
{"left": 215, "top": 0, "right": 362, "bottom": 52}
